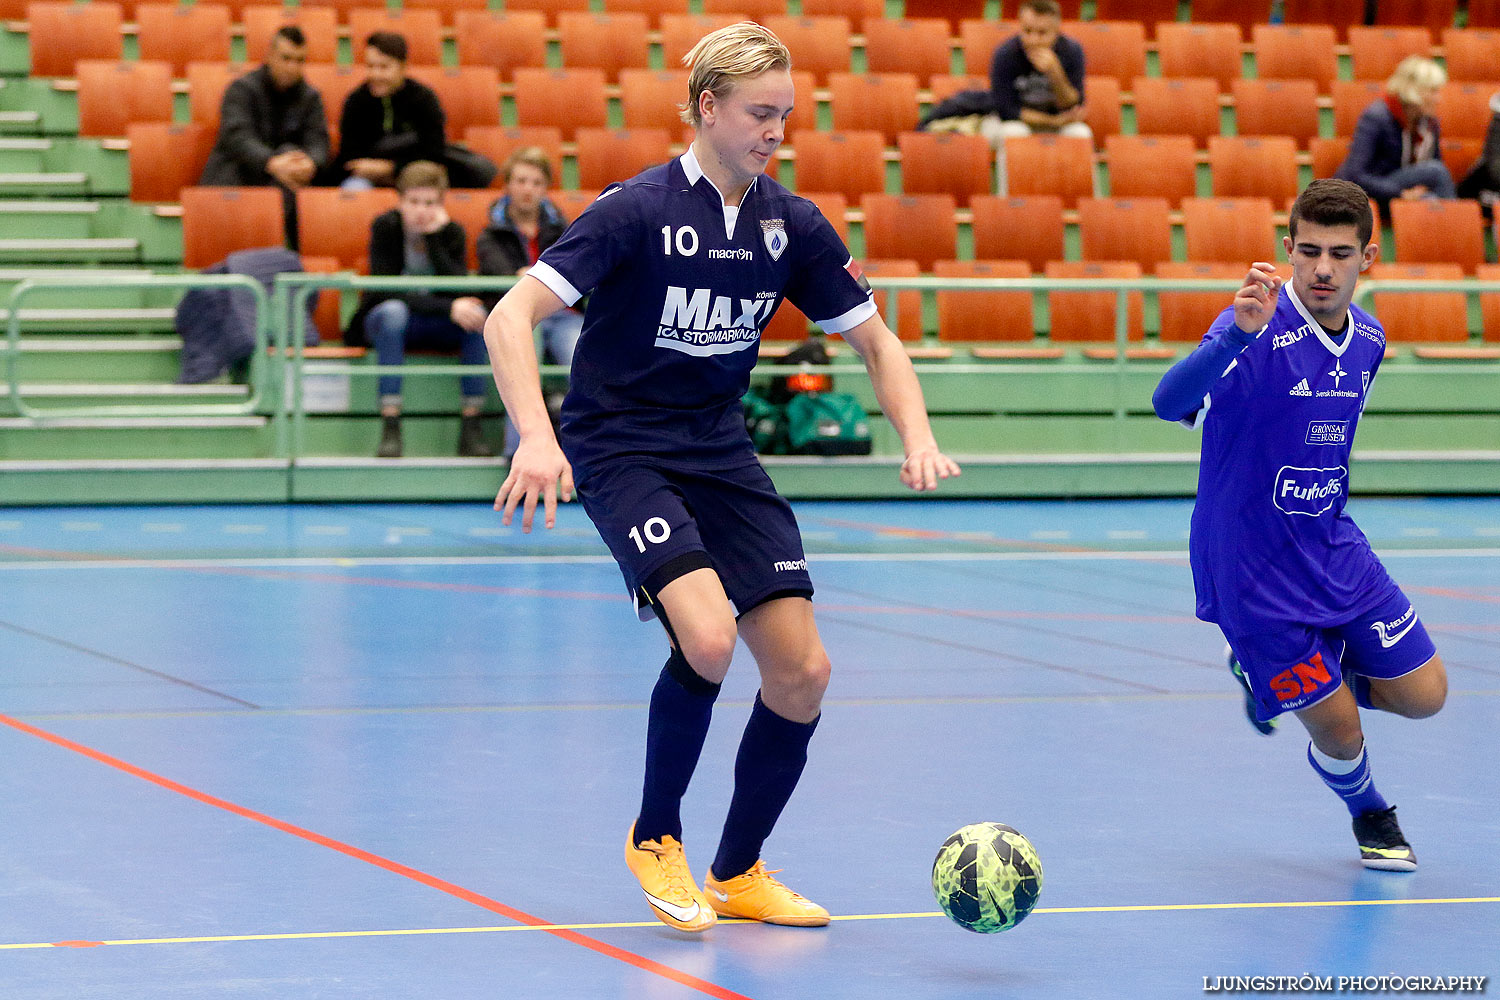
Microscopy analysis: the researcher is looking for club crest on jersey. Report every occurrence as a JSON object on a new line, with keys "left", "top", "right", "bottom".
{"left": 761, "top": 218, "right": 788, "bottom": 261}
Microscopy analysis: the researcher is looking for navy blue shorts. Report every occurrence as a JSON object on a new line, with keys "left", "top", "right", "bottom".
{"left": 576, "top": 459, "right": 814, "bottom": 622}
{"left": 1224, "top": 585, "right": 1438, "bottom": 722}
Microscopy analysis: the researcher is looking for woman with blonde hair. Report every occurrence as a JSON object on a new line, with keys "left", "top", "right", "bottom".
{"left": 1337, "top": 55, "right": 1456, "bottom": 206}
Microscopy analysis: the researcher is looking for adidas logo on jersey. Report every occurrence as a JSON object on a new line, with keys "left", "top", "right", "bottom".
{"left": 1289, "top": 378, "right": 1312, "bottom": 396}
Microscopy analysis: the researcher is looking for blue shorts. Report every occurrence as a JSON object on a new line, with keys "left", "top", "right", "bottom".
{"left": 576, "top": 459, "right": 814, "bottom": 623}
{"left": 1224, "top": 585, "right": 1438, "bottom": 722}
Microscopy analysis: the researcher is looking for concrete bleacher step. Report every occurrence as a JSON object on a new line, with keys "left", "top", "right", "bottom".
{"left": 0, "top": 170, "right": 87, "bottom": 196}
{"left": 0, "top": 335, "right": 183, "bottom": 380}
{"left": 16, "top": 382, "right": 248, "bottom": 403}
{"left": 0, "top": 197, "right": 101, "bottom": 237}
{"left": 0, "top": 235, "right": 139, "bottom": 262}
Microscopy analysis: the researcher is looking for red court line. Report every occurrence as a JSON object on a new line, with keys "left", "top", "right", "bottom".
{"left": 0, "top": 713, "right": 752, "bottom": 1000}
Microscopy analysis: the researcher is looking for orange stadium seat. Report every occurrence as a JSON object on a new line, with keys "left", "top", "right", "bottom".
{"left": 241, "top": 6, "right": 339, "bottom": 65}
{"left": 862, "top": 18, "right": 954, "bottom": 86}
{"left": 346, "top": 9, "right": 443, "bottom": 66}
{"left": 180, "top": 186, "right": 287, "bottom": 268}
{"left": 1366, "top": 263, "right": 1470, "bottom": 342}
{"left": 295, "top": 187, "right": 399, "bottom": 272}
{"left": 303, "top": 63, "right": 365, "bottom": 132}
{"left": 1281, "top": 0, "right": 1364, "bottom": 38}
{"left": 601, "top": 0, "right": 693, "bottom": 28}
{"left": 407, "top": 66, "right": 502, "bottom": 142}
{"left": 461, "top": 126, "right": 564, "bottom": 188}
{"left": 297, "top": 0, "right": 393, "bottom": 26}
{"left": 933, "top": 259, "right": 1035, "bottom": 341}
{"left": 187, "top": 61, "right": 246, "bottom": 130}
{"left": 1153, "top": 21, "right": 1244, "bottom": 91}
{"left": 511, "top": 68, "right": 609, "bottom": 140}
{"left": 127, "top": 122, "right": 215, "bottom": 203}
{"left": 659, "top": 13, "right": 753, "bottom": 66}
{"left": 136, "top": 3, "right": 231, "bottom": 76}
{"left": 1250, "top": 25, "right": 1338, "bottom": 92}
{"left": 297, "top": 255, "right": 347, "bottom": 343}
{"left": 550, "top": 189, "right": 604, "bottom": 225}
{"left": 557, "top": 11, "right": 652, "bottom": 82}
{"left": 501, "top": 0, "right": 589, "bottom": 26}
{"left": 1155, "top": 261, "right": 1243, "bottom": 342}
{"left": 898, "top": 131, "right": 993, "bottom": 206}
{"left": 1063, "top": 20, "right": 1147, "bottom": 87}
{"left": 763, "top": 15, "right": 852, "bottom": 84}
{"left": 1092, "top": 0, "right": 1178, "bottom": 31}
{"left": 1002, "top": 134, "right": 1095, "bottom": 207}
{"left": 1104, "top": 133, "right": 1197, "bottom": 205}
{"left": 702, "top": 0, "right": 785, "bottom": 20}
{"left": 1309, "top": 136, "right": 1352, "bottom": 178}
{"left": 859, "top": 259, "right": 923, "bottom": 341}
{"left": 1347, "top": 26, "right": 1434, "bottom": 81}
{"left": 26, "top": 2, "right": 122, "bottom": 77}
{"left": 1208, "top": 135, "right": 1299, "bottom": 207}
{"left": 861, "top": 193, "right": 959, "bottom": 271}
{"left": 828, "top": 72, "right": 922, "bottom": 144}
{"left": 929, "top": 74, "right": 987, "bottom": 103}
{"left": 1231, "top": 78, "right": 1320, "bottom": 148}
{"left": 1079, "top": 76, "right": 1123, "bottom": 146}
{"left": 908, "top": 0, "right": 993, "bottom": 31}
{"left": 1132, "top": 76, "right": 1222, "bottom": 147}
{"left": 790, "top": 130, "right": 885, "bottom": 202}
{"left": 574, "top": 127, "right": 674, "bottom": 190}
{"left": 442, "top": 189, "right": 492, "bottom": 271}
{"left": 453, "top": 11, "right": 547, "bottom": 78}
{"left": 1390, "top": 198, "right": 1487, "bottom": 273}
{"left": 76, "top": 60, "right": 173, "bottom": 138}
{"left": 1186, "top": 0, "right": 1270, "bottom": 37}
{"left": 1477, "top": 264, "right": 1500, "bottom": 342}
{"left": 1044, "top": 260, "right": 1145, "bottom": 341}
{"left": 1374, "top": 0, "right": 1457, "bottom": 30}
{"left": 1441, "top": 137, "right": 1485, "bottom": 184}
{"left": 619, "top": 69, "right": 694, "bottom": 143}
{"left": 801, "top": 0, "right": 880, "bottom": 27}
{"left": 403, "top": 0, "right": 489, "bottom": 27}
{"left": 970, "top": 194, "right": 1065, "bottom": 272}
{"left": 958, "top": 19, "right": 1013, "bottom": 76}
{"left": 1439, "top": 29, "right": 1500, "bottom": 81}
{"left": 1077, "top": 196, "right": 1173, "bottom": 273}
{"left": 1435, "top": 82, "right": 1500, "bottom": 140}
{"left": 1180, "top": 197, "right": 1278, "bottom": 264}
{"left": 1331, "top": 79, "right": 1386, "bottom": 136}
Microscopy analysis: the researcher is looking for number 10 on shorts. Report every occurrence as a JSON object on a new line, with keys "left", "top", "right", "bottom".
{"left": 628, "top": 516, "right": 672, "bottom": 553}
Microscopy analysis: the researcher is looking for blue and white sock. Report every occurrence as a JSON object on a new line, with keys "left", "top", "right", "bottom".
{"left": 1307, "top": 740, "right": 1389, "bottom": 817}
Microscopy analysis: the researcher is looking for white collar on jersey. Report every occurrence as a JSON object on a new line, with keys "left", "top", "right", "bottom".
{"left": 1285, "top": 282, "right": 1353, "bottom": 358}
{"left": 680, "top": 146, "right": 756, "bottom": 240}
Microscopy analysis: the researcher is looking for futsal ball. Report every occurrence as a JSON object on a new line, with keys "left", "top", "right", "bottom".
{"left": 931, "top": 822, "right": 1043, "bottom": 934}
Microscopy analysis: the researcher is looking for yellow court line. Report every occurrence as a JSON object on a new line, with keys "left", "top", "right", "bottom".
{"left": 6, "top": 896, "right": 1497, "bottom": 951}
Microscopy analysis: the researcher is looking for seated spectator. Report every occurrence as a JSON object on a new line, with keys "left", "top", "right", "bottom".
{"left": 981, "top": 0, "right": 1091, "bottom": 150}
{"left": 198, "top": 26, "right": 329, "bottom": 248}
{"left": 1337, "top": 56, "right": 1456, "bottom": 208}
{"left": 347, "top": 161, "right": 493, "bottom": 459}
{"left": 475, "top": 148, "right": 581, "bottom": 459}
{"left": 329, "top": 32, "right": 446, "bottom": 191}
{"left": 1456, "top": 90, "right": 1500, "bottom": 216}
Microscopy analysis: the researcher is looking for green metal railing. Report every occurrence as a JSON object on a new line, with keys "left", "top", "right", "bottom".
{"left": 4, "top": 272, "right": 272, "bottom": 421}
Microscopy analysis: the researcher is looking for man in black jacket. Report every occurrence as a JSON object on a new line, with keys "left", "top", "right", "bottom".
{"left": 476, "top": 148, "right": 580, "bottom": 458}
{"left": 331, "top": 31, "right": 447, "bottom": 190}
{"left": 351, "top": 160, "right": 492, "bottom": 458}
{"left": 199, "top": 26, "right": 329, "bottom": 247}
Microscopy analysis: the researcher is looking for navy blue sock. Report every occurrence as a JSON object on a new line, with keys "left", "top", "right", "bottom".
{"left": 710, "top": 693, "right": 819, "bottom": 882}
{"left": 1307, "top": 740, "right": 1389, "bottom": 817}
{"left": 634, "top": 649, "right": 720, "bottom": 846}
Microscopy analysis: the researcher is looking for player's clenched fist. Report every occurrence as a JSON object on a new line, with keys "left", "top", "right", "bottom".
{"left": 1234, "top": 262, "right": 1283, "bottom": 334}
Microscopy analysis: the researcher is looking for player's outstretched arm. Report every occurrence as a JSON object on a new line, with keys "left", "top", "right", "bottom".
{"left": 1151, "top": 263, "right": 1280, "bottom": 422}
{"left": 483, "top": 276, "right": 575, "bottom": 532}
{"left": 839, "top": 314, "right": 961, "bottom": 491}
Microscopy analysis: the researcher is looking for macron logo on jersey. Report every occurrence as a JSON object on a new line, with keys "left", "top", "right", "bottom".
{"left": 1273, "top": 465, "right": 1347, "bottom": 516}
{"left": 656, "top": 286, "right": 777, "bottom": 357}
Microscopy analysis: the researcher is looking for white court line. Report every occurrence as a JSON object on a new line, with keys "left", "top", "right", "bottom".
{"left": 0, "top": 549, "right": 1497, "bottom": 571}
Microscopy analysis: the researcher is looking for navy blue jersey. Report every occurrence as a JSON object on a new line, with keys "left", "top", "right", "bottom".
{"left": 528, "top": 149, "right": 877, "bottom": 480}
{"left": 1188, "top": 285, "right": 1391, "bottom": 631}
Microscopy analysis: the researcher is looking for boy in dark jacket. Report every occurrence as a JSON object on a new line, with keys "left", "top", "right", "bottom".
{"left": 476, "top": 148, "right": 580, "bottom": 457}
{"left": 331, "top": 31, "right": 446, "bottom": 190}
{"left": 354, "top": 160, "right": 492, "bottom": 458}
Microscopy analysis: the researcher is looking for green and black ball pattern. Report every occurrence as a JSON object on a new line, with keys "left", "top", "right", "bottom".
{"left": 931, "top": 822, "right": 1043, "bottom": 934}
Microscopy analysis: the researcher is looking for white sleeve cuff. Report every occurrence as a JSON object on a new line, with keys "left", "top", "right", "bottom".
{"left": 528, "top": 260, "right": 582, "bottom": 308}
{"left": 813, "top": 298, "right": 878, "bottom": 335}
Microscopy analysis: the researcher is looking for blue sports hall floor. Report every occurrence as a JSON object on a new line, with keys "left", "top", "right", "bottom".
{"left": 0, "top": 497, "right": 1495, "bottom": 999}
